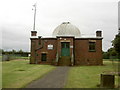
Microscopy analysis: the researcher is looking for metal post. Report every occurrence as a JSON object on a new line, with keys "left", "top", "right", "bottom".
{"left": 33, "top": 3, "right": 37, "bottom": 30}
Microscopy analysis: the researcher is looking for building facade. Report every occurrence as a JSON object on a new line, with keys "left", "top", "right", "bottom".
{"left": 30, "top": 22, "right": 103, "bottom": 66}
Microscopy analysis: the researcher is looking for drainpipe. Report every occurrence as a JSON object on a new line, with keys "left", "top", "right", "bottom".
{"left": 71, "top": 50, "right": 74, "bottom": 66}
{"left": 35, "top": 39, "right": 44, "bottom": 51}
{"left": 56, "top": 52, "right": 58, "bottom": 62}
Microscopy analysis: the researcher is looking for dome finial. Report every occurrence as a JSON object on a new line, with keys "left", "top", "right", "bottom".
{"left": 62, "top": 22, "right": 70, "bottom": 24}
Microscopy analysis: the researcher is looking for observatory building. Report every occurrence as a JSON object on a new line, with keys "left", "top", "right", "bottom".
{"left": 30, "top": 22, "right": 103, "bottom": 66}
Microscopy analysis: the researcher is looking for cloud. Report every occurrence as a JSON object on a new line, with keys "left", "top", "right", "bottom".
{"left": 119, "top": 1, "right": 120, "bottom": 27}
{"left": 1, "top": 0, "right": 118, "bottom": 52}
{"left": 2, "top": 24, "right": 31, "bottom": 51}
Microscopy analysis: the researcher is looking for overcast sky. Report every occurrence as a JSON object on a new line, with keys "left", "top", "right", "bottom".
{"left": 1, "top": 0, "right": 119, "bottom": 52}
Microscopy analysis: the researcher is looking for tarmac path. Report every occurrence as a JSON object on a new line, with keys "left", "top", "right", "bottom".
{"left": 26, "top": 66, "right": 70, "bottom": 88}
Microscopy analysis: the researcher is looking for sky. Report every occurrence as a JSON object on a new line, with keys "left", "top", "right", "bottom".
{"left": 1, "top": 0, "right": 119, "bottom": 52}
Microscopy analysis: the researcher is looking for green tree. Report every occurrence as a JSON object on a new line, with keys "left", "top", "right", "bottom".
{"left": 2, "top": 49, "right": 4, "bottom": 53}
{"left": 12, "top": 49, "right": 16, "bottom": 54}
{"left": 112, "top": 30, "right": 120, "bottom": 59}
{"left": 18, "top": 49, "right": 23, "bottom": 54}
{"left": 0, "top": 49, "right": 3, "bottom": 55}
{"left": 103, "top": 51, "right": 109, "bottom": 59}
{"left": 108, "top": 48, "right": 117, "bottom": 56}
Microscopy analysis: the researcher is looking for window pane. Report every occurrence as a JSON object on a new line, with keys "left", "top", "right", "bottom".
{"left": 89, "top": 42, "right": 95, "bottom": 51}
{"left": 66, "top": 43, "right": 70, "bottom": 48}
{"left": 41, "top": 53, "right": 47, "bottom": 61}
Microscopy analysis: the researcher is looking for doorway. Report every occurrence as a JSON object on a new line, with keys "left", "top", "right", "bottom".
{"left": 61, "top": 42, "right": 70, "bottom": 56}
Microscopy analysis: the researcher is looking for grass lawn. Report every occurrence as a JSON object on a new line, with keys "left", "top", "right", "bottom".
{"left": 2, "top": 60, "right": 56, "bottom": 88}
{"left": 0, "top": 56, "right": 2, "bottom": 61}
{"left": 0, "top": 61, "right": 2, "bottom": 88}
{"left": 15, "top": 56, "right": 30, "bottom": 60}
{"left": 65, "top": 61, "right": 120, "bottom": 88}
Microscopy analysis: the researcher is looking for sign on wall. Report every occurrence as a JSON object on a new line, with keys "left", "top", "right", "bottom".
{"left": 70, "top": 45, "right": 73, "bottom": 48}
{"left": 48, "top": 44, "right": 53, "bottom": 50}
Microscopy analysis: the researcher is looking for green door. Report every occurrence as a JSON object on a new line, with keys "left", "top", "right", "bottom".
{"left": 61, "top": 42, "right": 70, "bottom": 56}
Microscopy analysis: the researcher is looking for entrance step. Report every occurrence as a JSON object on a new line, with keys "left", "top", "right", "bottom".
{"left": 58, "top": 56, "right": 71, "bottom": 66}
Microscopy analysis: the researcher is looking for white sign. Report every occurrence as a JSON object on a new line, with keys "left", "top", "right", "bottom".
{"left": 70, "top": 45, "right": 73, "bottom": 48}
{"left": 48, "top": 44, "right": 53, "bottom": 50}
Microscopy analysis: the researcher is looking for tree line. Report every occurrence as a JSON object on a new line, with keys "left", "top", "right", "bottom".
{"left": 1, "top": 49, "right": 30, "bottom": 54}
{"left": 103, "top": 48, "right": 119, "bottom": 59}
{"left": 103, "top": 28, "right": 120, "bottom": 59}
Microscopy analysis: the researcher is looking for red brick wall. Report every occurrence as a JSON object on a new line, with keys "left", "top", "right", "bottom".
{"left": 30, "top": 38, "right": 38, "bottom": 64}
{"left": 35, "top": 39, "right": 57, "bottom": 64}
{"left": 30, "top": 37, "right": 103, "bottom": 65}
{"left": 74, "top": 39, "right": 103, "bottom": 65}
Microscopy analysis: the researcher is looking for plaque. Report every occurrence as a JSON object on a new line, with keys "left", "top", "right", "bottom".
{"left": 48, "top": 44, "right": 53, "bottom": 50}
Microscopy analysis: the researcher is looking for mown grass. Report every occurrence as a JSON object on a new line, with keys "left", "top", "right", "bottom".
{"left": 2, "top": 60, "right": 56, "bottom": 88}
{"left": 65, "top": 61, "right": 119, "bottom": 88}
{"left": 104, "top": 59, "right": 120, "bottom": 61}
{"left": 15, "top": 56, "right": 30, "bottom": 60}
{"left": 0, "top": 61, "right": 2, "bottom": 88}
{"left": 0, "top": 56, "right": 2, "bottom": 61}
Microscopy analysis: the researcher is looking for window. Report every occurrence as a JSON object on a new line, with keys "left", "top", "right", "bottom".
{"left": 36, "top": 53, "right": 38, "bottom": 56}
{"left": 41, "top": 53, "right": 47, "bottom": 61}
{"left": 66, "top": 43, "right": 70, "bottom": 48}
{"left": 61, "top": 42, "right": 70, "bottom": 48}
{"left": 89, "top": 42, "right": 96, "bottom": 51}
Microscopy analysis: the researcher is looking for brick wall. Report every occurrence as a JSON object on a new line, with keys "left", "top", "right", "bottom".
{"left": 30, "top": 37, "right": 103, "bottom": 65}
{"left": 35, "top": 38, "right": 57, "bottom": 64}
{"left": 74, "top": 39, "right": 103, "bottom": 65}
{"left": 30, "top": 38, "right": 38, "bottom": 64}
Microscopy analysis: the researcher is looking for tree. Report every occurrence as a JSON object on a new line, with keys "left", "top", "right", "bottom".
{"left": 110, "top": 50, "right": 117, "bottom": 56}
{"left": 112, "top": 30, "right": 120, "bottom": 59}
{"left": 0, "top": 49, "right": 3, "bottom": 55}
{"left": 108, "top": 48, "right": 117, "bottom": 56}
{"left": 103, "top": 48, "right": 118, "bottom": 59}
{"left": 18, "top": 49, "right": 23, "bottom": 54}
{"left": 12, "top": 49, "right": 16, "bottom": 54}
{"left": 103, "top": 51, "right": 109, "bottom": 59}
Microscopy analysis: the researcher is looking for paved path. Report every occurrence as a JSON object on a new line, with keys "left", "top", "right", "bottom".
{"left": 26, "top": 66, "right": 70, "bottom": 88}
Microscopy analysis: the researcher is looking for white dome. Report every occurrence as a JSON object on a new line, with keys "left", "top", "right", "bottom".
{"left": 52, "top": 22, "right": 81, "bottom": 37}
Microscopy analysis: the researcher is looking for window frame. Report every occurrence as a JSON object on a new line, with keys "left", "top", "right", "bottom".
{"left": 89, "top": 41, "right": 96, "bottom": 52}
{"left": 41, "top": 53, "right": 47, "bottom": 61}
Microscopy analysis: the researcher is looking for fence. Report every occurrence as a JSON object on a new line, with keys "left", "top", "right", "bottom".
{"left": 2, "top": 54, "right": 29, "bottom": 61}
